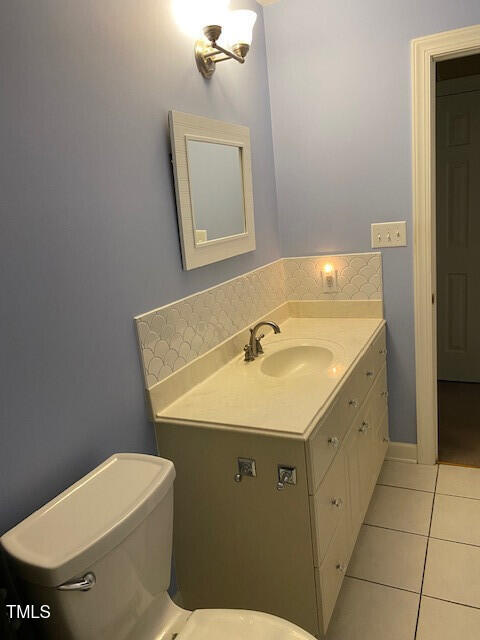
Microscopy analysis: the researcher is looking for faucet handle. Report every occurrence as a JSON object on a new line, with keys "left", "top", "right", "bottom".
{"left": 244, "top": 345, "right": 255, "bottom": 362}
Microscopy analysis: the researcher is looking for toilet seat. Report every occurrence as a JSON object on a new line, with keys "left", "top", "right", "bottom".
{"left": 175, "top": 608, "right": 316, "bottom": 640}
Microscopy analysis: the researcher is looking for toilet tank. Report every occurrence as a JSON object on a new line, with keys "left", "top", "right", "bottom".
{"left": 1, "top": 453, "right": 176, "bottom": 640}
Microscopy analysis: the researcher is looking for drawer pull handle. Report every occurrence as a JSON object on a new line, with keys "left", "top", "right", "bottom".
{"left": 359, "top": 421, "right": 369, "bottom": 434}
{"left": 331, "top": 497, "right": 343, "bottom": 508}
{"left": 366, "top": 370, "right": 374, "bottom": 377}
{"left": 336, "top": 563, "right": 346, "bottom": 573}
{"left": 381, "top": 391, "right": 389, "bottom": 398}
{"left": 383, "top": 437, "right": 390, "bottom": 443}
{"left": 328, "top": 436, "right": 340, "bottom": 449}
{"left": 348, "top": 399, "right": 359, "bottom": 408}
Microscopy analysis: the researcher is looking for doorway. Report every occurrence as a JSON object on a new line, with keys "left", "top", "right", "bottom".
{"left": 412, "top": 26, "right": 480, "bottom": 466}
{"left": 436, "top": 54, "right": 480, "bottom": 466}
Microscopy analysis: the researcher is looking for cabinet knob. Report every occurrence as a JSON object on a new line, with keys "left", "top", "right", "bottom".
{"left": 331, "top": 497, "right": 343, "bottom": 508}
{"left": 379, "top": 348, "right": 387, "bottom": 355}
{"left": 328, "top": 436, "right": 340, "bottom": 449}
{"left": 381, "top": 391, "right": 389, "bottom": 398}
{"left": 336, "top": 563, "right": 346, "bottom": 573}
{"left": 359, "top": 421, "right": 369, "bottom": 434}
{"left": 366, "top": 370, "right": 374, "bottom": 377}
{"left": 348, "top": 399, "right": 359, "bottom": 408}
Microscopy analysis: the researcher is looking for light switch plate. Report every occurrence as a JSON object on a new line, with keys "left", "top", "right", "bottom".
{"left": 371, "top": 221, "right": 407, "bottom": 248}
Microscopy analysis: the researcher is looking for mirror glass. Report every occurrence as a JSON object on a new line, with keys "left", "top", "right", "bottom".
{"left": 187, "top": 140, "right": 246, "bottom": 244}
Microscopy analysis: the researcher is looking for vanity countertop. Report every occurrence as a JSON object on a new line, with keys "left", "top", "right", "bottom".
{"left": 156, "top": 317, "right": 385, "bottom": 437}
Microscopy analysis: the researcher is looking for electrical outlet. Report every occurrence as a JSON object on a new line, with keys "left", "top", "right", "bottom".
{"left": 321, "top": 264, "right": 338, "bottom": 293}
{"left": 371, "top": 221, "right": 407, "bottom": 248}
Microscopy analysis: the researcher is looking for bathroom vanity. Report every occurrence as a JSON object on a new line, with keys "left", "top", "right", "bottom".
{"left": 152, "top": 316, "right": 388, "bottom": 638}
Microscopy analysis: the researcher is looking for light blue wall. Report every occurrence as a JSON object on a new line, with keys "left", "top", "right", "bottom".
{"left": 263, "top": 0, "right": 480, "bottom": 443}
{"left": 4, "top": 0, "right": 480, "bottom": 544}
{"left": 0, "top": 0, "right": 279, "bottom": 537}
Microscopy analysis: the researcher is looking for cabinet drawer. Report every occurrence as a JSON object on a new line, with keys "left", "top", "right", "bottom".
{"left": 316, "top": 512, "right": 348, "bottom": 632}
{"left": 308, "top": 361, "right": 370, "bottom": 493}
{"left": 307, "top": 395, "right": 351, "bottom": 493}
{"left": 369, "top": 326, "right": 387, "bottom": 380}
{"left": 358, "top": 326, "right": 386, "bottom": 393}
{"left": 370, "top": 365, "right": 388, "bottom": 425}
{"left": 307, "top": 328, "right": 387, "bottom": 494}
{"left": 310, "top": 448, "right": 347, "bottom": 565}
{"left": 355, "top": 401, "right": 376, "bottom": 515}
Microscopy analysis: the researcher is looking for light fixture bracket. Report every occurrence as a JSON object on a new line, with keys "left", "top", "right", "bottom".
{"left": 195, "top": 40, "right": 217, "bottom": 78}
{"left": 195, "top": 25, "right": 249, "bottom": 78}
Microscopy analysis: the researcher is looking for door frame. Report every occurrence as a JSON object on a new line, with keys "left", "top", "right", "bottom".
{"left": 412, "top": 25, "right": 480, "bottom": 465}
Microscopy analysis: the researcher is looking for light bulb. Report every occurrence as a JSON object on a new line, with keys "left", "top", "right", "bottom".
{"left": 324, "top": 263, "right": 334, "bottom": 274}
{"left": 172, "top": 0, "right": 230, "bottom": 38}
{"left": 203, "top": 0, "right": 230, "bottom": 26}
{"left": 220, "top": 9, "right": 257, "bottom": 47}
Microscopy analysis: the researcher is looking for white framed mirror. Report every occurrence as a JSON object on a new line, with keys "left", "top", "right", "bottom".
{"left": 169, "top": 111, "right": 256, "bottom": 270}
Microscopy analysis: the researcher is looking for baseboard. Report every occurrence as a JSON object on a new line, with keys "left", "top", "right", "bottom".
{"left": 386, "top": 441, "right": 418, "bottom": 464}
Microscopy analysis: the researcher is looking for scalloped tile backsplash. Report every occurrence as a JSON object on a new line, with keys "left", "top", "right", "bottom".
{"left": 284, "top": 253, "right": 382, "bottom": 301}
{"left": 135, "top": 252, "right": 382, "bottom": 389}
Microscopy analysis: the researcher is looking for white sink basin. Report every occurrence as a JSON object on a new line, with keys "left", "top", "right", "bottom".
{"left": 260, "top": 344, "right": 334, "bottom": 378}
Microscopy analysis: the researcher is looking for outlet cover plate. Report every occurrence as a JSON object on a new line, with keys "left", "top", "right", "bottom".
{"left": 322, "top": 269, "right": 338, "bottom": 293}
{"left": 371, "top": 221, "right": 407, "bottom": 248}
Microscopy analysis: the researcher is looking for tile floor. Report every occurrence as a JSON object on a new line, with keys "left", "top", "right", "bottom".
{"left": 327, "top": 460, "right": 480, "bottom": 640}
{"left": 438, "top": 381, "right": 480, "bottom": 467}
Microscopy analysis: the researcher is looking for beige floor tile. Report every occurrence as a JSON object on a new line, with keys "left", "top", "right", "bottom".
{"left": 423, "top": 538, "right": 480, "bottom": 608}
{"left": 364, "top": 485, "right": 433, "bottom": 535}
{"left": 326, "top": 577, "right": 419, "bottom": 640}
{"left": 347, "top": 525, "right": 427, "bottom": 592}
{"left": 378, "top": 461, "right": 437, "bottom": 492}
{"left": 431, "top": 493, "right": 480, "bottom": 546}
{"left": 416, "top": 596, "right": 480, "bottom": 640}
{"left": 436, "top": 464, "right": 480, "bottom": 500}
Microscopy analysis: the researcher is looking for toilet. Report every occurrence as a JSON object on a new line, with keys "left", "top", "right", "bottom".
{"left": 1, "top": 454, "right": 316, "bottom": 639}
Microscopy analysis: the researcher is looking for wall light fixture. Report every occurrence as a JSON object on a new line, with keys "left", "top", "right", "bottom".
{"left": 322, "top": 263, "right": 339, "bottom": 293}
{"left": 173, "top": 1, "right": 257, "bottom": 78}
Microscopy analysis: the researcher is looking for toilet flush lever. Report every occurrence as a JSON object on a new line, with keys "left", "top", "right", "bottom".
{"left": 57, "top": 572, "right": 96, "bottom": 592}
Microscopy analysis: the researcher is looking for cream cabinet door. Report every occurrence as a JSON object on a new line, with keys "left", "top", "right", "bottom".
{"left": 310, "top": 449, "right": 348, "bottom": 564}
{"left": 344, "top": 426, "right": 362, "bottom": 551}
{"left": 356, "top": 405, "right": 376, "bottom": 515}
{"left": 317, "top": 512, "right": 349, "bottom": 632}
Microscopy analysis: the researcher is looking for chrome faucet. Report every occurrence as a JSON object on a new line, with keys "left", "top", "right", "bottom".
{"left": 244, "top": 321, "right": 281, "bottom": 362}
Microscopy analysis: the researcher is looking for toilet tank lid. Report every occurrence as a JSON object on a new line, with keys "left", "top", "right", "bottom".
{"left": 0, "top": 453, "right": 175, "bottom": 587}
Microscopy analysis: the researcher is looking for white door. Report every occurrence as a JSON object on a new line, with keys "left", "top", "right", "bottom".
{"left": 436, "top": 78, "right": 480, "bottom": 382}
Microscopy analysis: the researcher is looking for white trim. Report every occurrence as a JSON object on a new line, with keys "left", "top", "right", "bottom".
{"left": 386, "top": 442, "right": 418, "bottom": 464}
{"left": 411, "top": 25, "right": 480, "bottom": 465}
